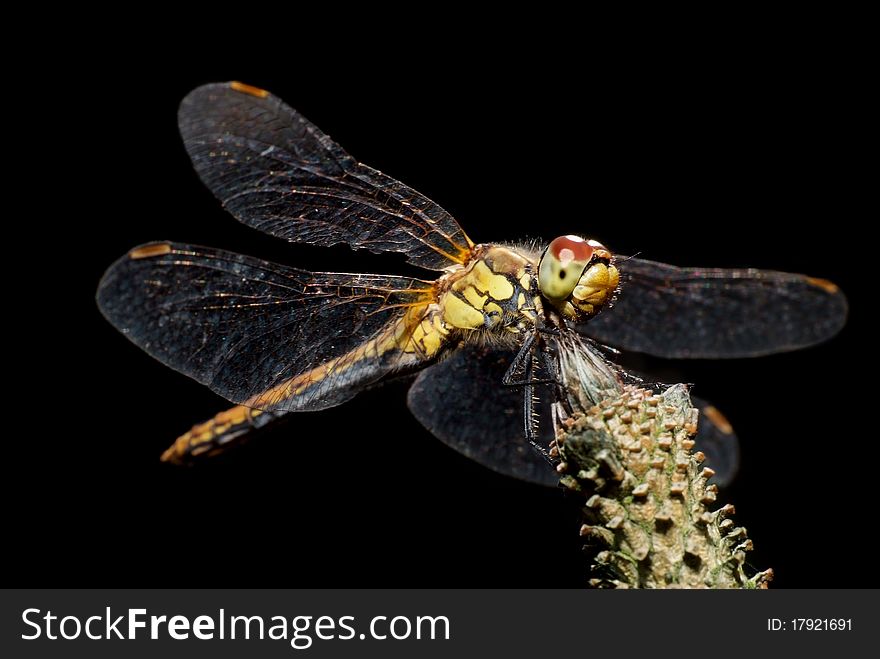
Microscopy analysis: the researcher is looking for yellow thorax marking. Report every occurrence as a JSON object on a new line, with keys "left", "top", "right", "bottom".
{"left": 472, "top": 260, "right": 515, "bottom": 300}
{"left": 484, "top": 301, "right": 504, "bottom": 327}
{"left": 443, "top": 293, "right": 485, "bottom": 329}
{"left": 462, "top": 286, "right": 488, "bottom": 308}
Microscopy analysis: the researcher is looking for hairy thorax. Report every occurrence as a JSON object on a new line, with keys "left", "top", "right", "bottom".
{"left": 430, "top": 244, "right": 541, "bottom": 342}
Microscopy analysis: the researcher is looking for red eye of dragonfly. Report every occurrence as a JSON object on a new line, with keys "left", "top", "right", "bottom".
{"left": 549, "top": 235, "right": 593, "bottom": 266}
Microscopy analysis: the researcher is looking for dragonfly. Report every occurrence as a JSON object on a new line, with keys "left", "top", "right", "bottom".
{"left": 96, "top": 81, "right": 848, "bottom": 488}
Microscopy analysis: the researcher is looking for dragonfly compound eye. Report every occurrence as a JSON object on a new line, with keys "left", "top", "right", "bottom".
{"left": 538, "top": 235, "right": 594, "bottom": 300}
{"left": 571, "top": 260, "right": 620, "bottom": 316}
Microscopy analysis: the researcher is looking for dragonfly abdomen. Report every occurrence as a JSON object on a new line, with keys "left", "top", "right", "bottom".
{"left": 161, "top": 405, "right": 277, "bottom": 464}
{"left": 242, "top": 303, "right": 451, "bottom": 413}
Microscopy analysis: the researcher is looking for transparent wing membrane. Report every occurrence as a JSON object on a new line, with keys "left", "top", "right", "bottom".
{"left": 97, "top": 242, "right": 435, "bottom": 412}
{"left": 178, "top": 82, "right": 474, "bottom": 271}
{"left": 584, "top": 257, "right": 848, "bottom": 358}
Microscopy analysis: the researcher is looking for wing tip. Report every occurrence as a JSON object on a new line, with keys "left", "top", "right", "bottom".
{"left": 701, "top": 405, "right": 734, "bottom": 435}
{"left": 805, "top": 276, "right": 840, "bottom": 295}
{"left": 178, "top": 81, "right": 271, "bottom": 126}
{"left": 129, "top": 242, "right": 173, "bottom": 260}
{"left": 805, "top": 275, "right": 849, "bottom": 337}
{"left": 230, "top": 81, "right": 270, "bottom": 99}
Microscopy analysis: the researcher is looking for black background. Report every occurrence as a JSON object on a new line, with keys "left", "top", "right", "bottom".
{"left": 15, "top": 23, "right": 870, "bottom": 589}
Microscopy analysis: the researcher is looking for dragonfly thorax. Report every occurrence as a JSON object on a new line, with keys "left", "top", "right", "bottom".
{"left": 437, "top": 245, "right": 539, "bottom": 336}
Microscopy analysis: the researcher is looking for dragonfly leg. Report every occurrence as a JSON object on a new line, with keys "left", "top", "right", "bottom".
{"left": 502, "top": 332, "right": 535, "bottom": 386}
{"left": 520, "top": 349, "right": 550, "bottom": 459}
{"left": 502, "top": 332, "right": 555, "bottom": 387}
{"left": 536, "top": 335, "right": 573, "bottom": 417}
{"left": 536, "top": 325, "right": 562, "bottom": 337}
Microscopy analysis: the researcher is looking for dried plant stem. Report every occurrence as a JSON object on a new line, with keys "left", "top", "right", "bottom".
{"left": 553, "top": 383, "right": 773, "bottom": 589}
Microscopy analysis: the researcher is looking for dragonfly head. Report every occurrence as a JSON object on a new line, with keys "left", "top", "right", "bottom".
{"left": 537, "top": 235, "right": 619, "bottom": 320}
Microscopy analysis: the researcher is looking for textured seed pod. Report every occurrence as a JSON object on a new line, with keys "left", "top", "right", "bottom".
{"left": 557, "top": 383, "right": 772, "bottom": 589}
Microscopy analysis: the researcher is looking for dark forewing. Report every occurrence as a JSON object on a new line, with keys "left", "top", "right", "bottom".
{"left": 97, "top": 242, "right": 435, "bottom": 412}
{"left": 178, "top": 82, "right": 473, "bottom": 271}
{"left": 407, "top": 344, "right": 558, "bottom": 487}
{"left": 584, "top": 257, "right": 848, "bottom": 358}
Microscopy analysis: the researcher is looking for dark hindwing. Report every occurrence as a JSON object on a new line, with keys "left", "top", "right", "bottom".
{"left": 409, "top": 344, "right": 741, "bottom": 487}
{"left": 408, "top": 344, "right": 558, "bottom": 487}
{"left": 583, "top": 257, "right": 848, "bottom": 358}
{"left": 178, "top": 82, "right": 473, "bottom": 271}
{"left": 688, "top": 396, "right": 740, "bottom": 487}
{"left": 97, "top": 242, "right": 435, "bottom": 412}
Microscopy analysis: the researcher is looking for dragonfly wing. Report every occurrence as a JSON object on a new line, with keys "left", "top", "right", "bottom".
{"left": 97, "top": 242, "right": 437, "bottom": 412}
{"left": 178, "top": 82, "right": 474, "bottom": 271}
{"left": 582, "top": 256, "right": 847, "bottom": 358}
{"left": 407, "top": 344, "right": 558, "bottom": 487}
{"left": 688, "top": 396, "right": 740, "bottom": 488}
{"left": 409, "top": 345, "right": 740, "bottom": 487}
